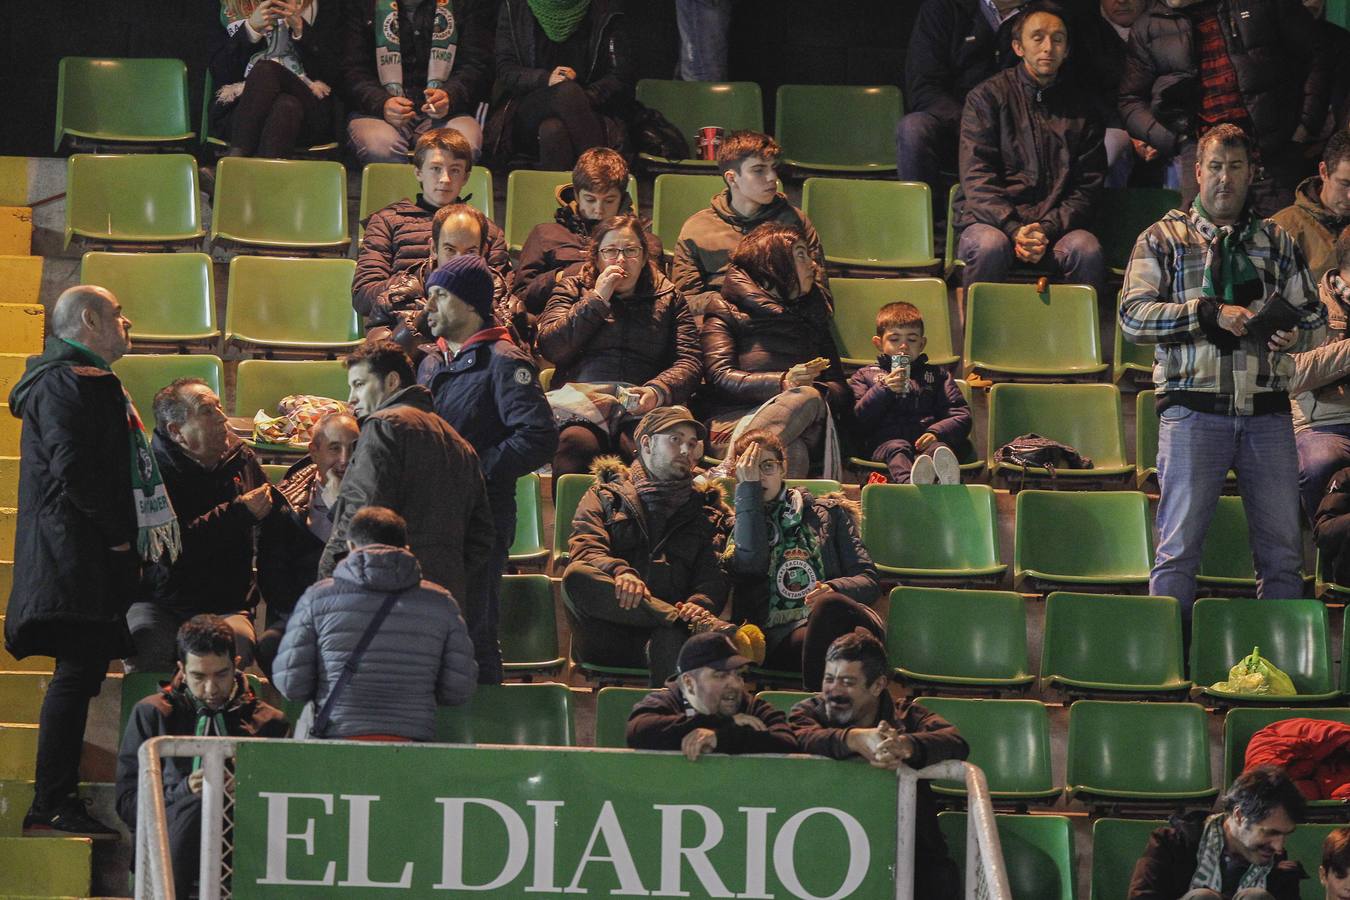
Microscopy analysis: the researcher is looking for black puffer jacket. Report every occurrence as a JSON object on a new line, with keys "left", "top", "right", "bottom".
{"left": 903, "top": 0, "right": 1019, "bottom": 122}
{"left": 1117, "top": 0, "right": 1329, "bottom": 158}
{"left": 537, "top": 270, "right": 702, "bottom": 405}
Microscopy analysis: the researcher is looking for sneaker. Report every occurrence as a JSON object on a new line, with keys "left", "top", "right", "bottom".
{"left": 23, "top": 799, "right": 121, "bottom": 841}
{"left": 932, "top": 445, "right": 961, "bottom": 485}
{"left": 910, "top": 454, "right": 938, "bottom": 485}
{"left": 682, "top": 609, "right": 767, "bottom": 665}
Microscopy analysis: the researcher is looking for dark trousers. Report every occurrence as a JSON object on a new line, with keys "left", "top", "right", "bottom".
{"left": 552, "top": 422, "right": 637, "bottom": 500}
{"left": 762, "top": 593, "right": 886, "bottom": 691}
{"left": 562, "top": 561, "right": 688, "bottom": 686}
{"left": 254, "top": 609, "right": 289, "bottom": 680}
{"left": 228, "top": 60, "right": 333, "bottom": 157}
{"left": 167, "top": 793, "right": 203, "bottom": 899}
{"left": 33, "top": 652, "right": 109, "bottom": 812}
{"left": 895, "top": 110, "right": 959, "bottom": 222}
{"left": 512, "top": 80, "right": 606, "bottom": 170}
{"left": 466, "top": 496, "right": 514, "bottom": 685}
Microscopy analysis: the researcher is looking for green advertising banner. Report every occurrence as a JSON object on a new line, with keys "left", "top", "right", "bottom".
{"left": 232, "top": 742, "right": 898, "bottom": 899}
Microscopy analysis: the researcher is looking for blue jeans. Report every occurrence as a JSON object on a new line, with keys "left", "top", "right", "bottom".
{"left": 1153, "top": 407, "right": 1304, "bottom": 639}
{"left": 675, "top": 0, "right": 733, "bottom": 81}
{"left": 958, "top": 222, "right": 1107, "bottom": 299}
{"left": 1295, "top": 423, "right": 1350, "bottom": 522}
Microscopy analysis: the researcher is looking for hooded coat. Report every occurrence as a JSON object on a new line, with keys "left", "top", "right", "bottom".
{"left": 1271, "top": 176, "right": 1350, "bottom": 284}
{"left": 1128, "top": 810, "right": 1306, "bottom": 899}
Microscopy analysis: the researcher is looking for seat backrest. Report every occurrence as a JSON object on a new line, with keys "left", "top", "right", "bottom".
{"left": 651, "top": 173, "right": 727, "bottom": 253}
{"left": 233, "top": 359, "right": 350, "bottom": 418}
{"left": 1067, "top": 700, "right": 1212, "bottom": 795}
{"left": 1198, "top": 495, "right": 1256, "bottom": 582}
{"left": 359, "top": 163, "right": 494, "bottom": 223}
{"left": 862, "top": 483, "right": 1002, "bottom": 574}
{"left": 506, "top": 170, "right": 638, "bottom": 251}
{"left": 434, "top": 683, "right": 574, "bottom": 746}
{"left": 775, "top": 84, "right": 902, "bottom": 169}
{"left": 1189, "top": 597, "right": 1334, "bottom": 695}
{"left": 510, "top": 473, "right": 546, "bottom": 557}
{"left": 1094, "top": 188, "right": 1181, "bottom": 272}
{"left": 119, "top": 671, "right": 174, "bottom": 741}
{"left": 262, "top": 464, "right": 289, "bottom": 484}
{"left": 921, "top": 698, "right": 1053, "bottom": 796}
{"left": 82, "top": 251, "right": 216, "bottom": 342}
{"left": 1136, "top": 388, "right": 1158, "bottom": 475}
{"left": 1114, "top": 316, "right": 1156, "bottom": 379}
{"left": 1015, "top": 490, "right": 1153, "bottom": 581}
{"left": 939, "top": 812, "right": 1075, "bottom": 900}
{"left": 56, "top": 57, "right": 192, "bottom": 150}
{"left": 594, "top": 686, "right": 649, "bottom": 749}
{"left": 755, "top": 690, "right": 812, "bottom": 715}
{"left": 635, "top": 79, "right": 764, "bottom": 154}
{"left": 1090, "top": 818, "right": 1165, "bottom": 900}
{"left": 0, "top": 304, "right": 45, "bottom": 355}
{"left": 225, "top": 256, "right": 360, "bottom": 348}
{"left": 1284, "top": 823, "right": 1341, "bottom": 900}
{"left": 888, "top": 587, "right": 1030, "bottom": 682}
{"left": 965, "top": 283, "right": 1103, "bottom": 376}
{"left": 988, "top": 383, "right": 1128, "bottom": 469}
{"left": 212, "top": 158, "right": 349, "bottom": 248}
{"left": 827, "top": 276, "right": 955, "bottom": 365}
{"left": 801, "top": 178, "right": 935, "bottom": 267}
{"left": 498, "top": 574, "right": 559, "bottom": 668}
{"left": 1221, "top": 706, "right": 1350, "bottom": 788}
{"left": 66, "top": 153, "right": 202, "bottom": 246}
{"left": 551, "top": 473, "right": 598, "bottom": 562}
{"left": 1041, "top": 592, "right": 1186, "bottom": 689}
{"left": 112, "top": 354, "right": 224, "bottom": 430}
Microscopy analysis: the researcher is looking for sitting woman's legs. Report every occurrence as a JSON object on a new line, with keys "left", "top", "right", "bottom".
{"left": 512, "top": 80, "right": 606, "bottom": 169}
{"left": 554, "top": 423, "right": 608, "bottom": 499}
{"left": 742, "top": 387, "right": 827, "bottom": 477}
{"left": 230, "top": 61, "right": 329, "bottom": 157}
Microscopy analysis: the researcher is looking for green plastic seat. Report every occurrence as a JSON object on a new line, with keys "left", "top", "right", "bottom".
{"left": 1113, "top": 315, "right": 1155, "bottom": 383}
{"left": 921, "top": 698, "right": 1057, "bottom": 800}
{"left": 988, "top": 383, "right": 1132, "bottom": 481}
{"left": 225, "top": 256, "right": 360, "bottom": 352}
{"left": 358, "top": 162, "right": 494, "bottom": 224}
{"left": 888, "top": 587, "right": 1033, "bottom": 691}
{"left": 262, "top": 464, "right": 289, "bottom": 484}
{"left": 0, "top": 457, "right": 16, "bottom": 509}
{"left": 233, "top": 359, "right": 350, "bottom": 418}
{"left": 1190, "top": 597, "right": 1339, "bottom": 703}
{"left": 0, "top": 835, "right": 93, "bottom": 897}
{"left": 1040, "top": 592, "right": 1190, "bottom": 695}
{"left": 862, "top": 483, "right": 1006, "bottom": 582}
{"left": 802, "top": 178, "right": 937, "bottom": 270}
{"left": 1067, "top": 700, "right": 1217, "bottom": 804}
{"left": 827, "top": 276, "right": 956, "bottom": 366}
{"left": 505, "top": 170, "right": 638, "bottom": 252}
{"left": 119, "top": 671, "right": 174, "bottom": 741}
{"left": 55, "top": 57, "right": 194, "bottom": 151}
{"left": 1095, "top": 187, "right": 1181, "bottom": 275}
{"left": 81, "top": 251, "right": 218, "bottom": 344}
{"left": 111, "top": 354, "right": 223, "bottom": 430}
{"left": 774, "top": 84, "right": 902, "bottom": 173}
{"left": 1286, "top": 824, "right": 1343, "bottom": 899}
{"left": 1014, "top": 490, "right": 1152, "bottom": 591}
{"left": 508, "top": 472, "right": 548, "bottom": 565}
{"left": 200, "top": 70, "right": 338, "bottom": 156}
{"left": 1222, "top": 707, "right": 1350, "bottom": 809}
{"left": 65, "top": 153, "right": 203, "bottom": 249}
{"left": 939, "top": 812, "right": 1075, "bottom": 900}
{"left": 594, "top": 686, "right": 649, "bottom": 749}
{"left": 1090, "top": 818, "right": 1166, "bottom": 900}
{"left": 754, "top": 690, "right": 812, "bottom": 715}
{"left": 499, "top": 574, "right": 565, "bottom": 675}
{"left": 211, "top": 157, "right": 350, "bottom": 252}
{"left": 551, "top": 473, "right": 597, "bottom": 572}
{"left": 651, "top": 173, "right": 726, "bottom": 257}
{"left": 849, "top": 379, "right": 984, "bottom": 477}
{"left": 635, "top": 79, "right": 764, "bottom": 168}
{"left": 433, "top": 682, "right": 574, "bottom": 746}
{"left": 965, "top": 282, "right": 1106, "bottom": 379}
{"left": 1197, "top": 495, "right": 1259, "bottom": 589}
{"left": 942, "top": 183, "right": 964, "bottom": 279}
{"left": 1315, "top": 549, "right": 1350, "bottom": 602}
{"left": 1343, "top": 615, "right": 1349, "bottom": 697}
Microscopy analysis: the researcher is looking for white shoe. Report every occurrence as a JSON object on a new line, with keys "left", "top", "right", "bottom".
{"left": 932, "top": 445, "right": 961, "bottom": 485}
{"left": 910, "top": 454, "right": 938, "bottom": 484}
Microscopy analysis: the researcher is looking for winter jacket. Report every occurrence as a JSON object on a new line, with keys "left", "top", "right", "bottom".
{"left": 115, "top": 672, "right": 288, "bottom": 829}
{"left": 671, "top": 190, "right": 825, "bottom": 316}
{"left": 354, "top": 195, "right": 509, "bottom": 320}
{"left": 1117, "top": 0, "right": 1329, "bottom": 159}
{"left": 724, "top": 483, "right": 879, "bottom": 627}
{"left": 1128, "top": 810, "right": 1306, "bottom": 900}
{"left": 849, "top": 354, "right": 973, "bottom": 451}
{"left": 141, "top": 435, "right": 266, "bottom": 617}
{"left": 956, "top": 64, "right": 1107, "bottom": 243}
{"left": 1244, "top": 718, "right": 1350, "bottom": 801}
{"left": 341, "top": 0, "right": 495, "bottom": 119}
{"left": 1271, "top": 177, "right": 1350, "bottom": 284}
{"left": 698, "top": 267, "right": 849, "bottom": 420}
{"left": 273, "top": 544, "right": 477, "bottom": 740}
{"left": 3, "top": 338, "right": 138, "bottom": 660}
{"left": 257, "top": 457, "right": 328, "bottom": 618}
{"left": 567, "top": 457, "right": 730, "bottom": 614}
{"left": 537, "top": 270, "right": 702, "bottom": 405}
{"left": 1289, "top": 269, "right": 1350, "bottom": 432}
{"left": 1313, "top": 465, "right": 1350, "bottom": 584}
{"left": 626, "top": 681, "right": 797, "bottom": 754}
{"left": 903, "top": 0, "right": 1018, "bottom": 124}
{"left": 319, "top": 385, "right": 495, "bottom": 606}
{"left": 1073, "top": 12, "right": 1131, "bottom": 129}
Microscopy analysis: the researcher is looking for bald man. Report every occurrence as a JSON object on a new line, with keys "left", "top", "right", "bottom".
{"left": 5, "top": 286, "right": 164, "bottom": 838}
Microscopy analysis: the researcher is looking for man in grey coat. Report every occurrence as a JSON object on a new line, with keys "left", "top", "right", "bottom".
{"left": 275, "top": 506, "right": 477, "bottom": 741}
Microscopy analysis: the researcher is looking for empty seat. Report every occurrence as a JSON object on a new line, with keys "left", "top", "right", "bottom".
{"left": 434, "top": 682, "right": 574, "bottom": 746}
{"left": 119, "top": 671, "right": 174, "bottom": 740}
{"left": 861, "top": 484, "right": 1006, "bottom": 583}
{"left": 775, "top": 84, "right": 901, "bottom": 173}
{"left": 65, "top": 153, "right": 203, "bottom": 250}
{"left": 755, "top": 690, "right": 812, "bottom": 714}
{"left": 889, "top": 587, "right": 1034, "bottom": 692}
{"left": 1113, "top": 315, "right": 1155, "bottom": 384}
{"left": 651, "top": 173, "right": 726, "bottom": 256}
{"left": 55, "top": 57, "right": 193, "bottom": 151}
{"left": 81, "top": 251, "right": 218, "bottom": 344}
{"left": 965, "top": 282, "right": 1107, "bottom": 380}
{"left": 499, "top": 574, "right": 564, "bottom": 676}
{"left": 1066, "top": 700, "right": 1217, "bottom": 804}
{"left": 1090, "top": 818, "right": 1165, "bottom": 900}
{"left": 1221, "top": 707, "right": 1350, "bottom": 808}
{"left": 551, "top": 473, "right": 597, "bottom": 572}
{"left": 594, "top": 686, "right": 648, "bottom": 749}
{"left": 1095, "top": 187, "right": 1181, "bottom": 275}
{"left": 508, "top": 473, "right": 548, "bottom": 566}
{"left": 359, "top": 162, "right": 494, "bottom": 224}
{"left": 505, "top": 170, "right": 638, "bottom": 252}
{"left": 802, "top": 178, "right": 938, "bottom": 270}
{"left": 921, "top": 697, "right": 1057, "bottom": 801}
{"left": 111, "top": 355, "right": 223, "bottom": 429}
{"left": 1136, "top": 388, "right": 1159, "bottom": 485}
{"left": 1040, "top": 592, "right": 1190, "bottom": 696}
{"left": 233, "top": 359, "right": 349, "bottom": 418}
{"left": 1190, "top": 597, "right": 1338, "bottom": 703}
{"left": 1285, "top": 824, "right": 1342, "bottom": 891}
{"left": 635, "top": 79, "right": 764, "bottom": 168}
{"left": 988, "top": 383, "right": 1131, "bottom": 482}
{"left": 828, "top": 276, "right": 956, "bottom": 366}
{"left": 939, "top": 812, "right": 1075, "bottom": 900}
{"left": 1014, "top": 490, "right": 1152, "bottom": 591}
{"left": 225, "top": 256, "right": 361, "bottom": 352}
{"left": 0, "top": 303, "right": 44, "bottom": 354}
{"left": 211, "top": 157, "right": 349, "bottom": 253}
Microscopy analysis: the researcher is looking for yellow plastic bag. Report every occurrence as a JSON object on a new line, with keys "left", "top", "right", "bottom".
{"left": 1209, "top": 646, "right": 1297, "bottom": 696}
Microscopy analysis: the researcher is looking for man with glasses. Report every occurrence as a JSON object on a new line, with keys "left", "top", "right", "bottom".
{"left": 563, "top": 407, "right": 739, "bottom": 686}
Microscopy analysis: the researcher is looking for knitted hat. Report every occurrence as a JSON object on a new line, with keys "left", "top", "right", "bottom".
{"left": 426, "top": 255, "right": 494, "bottom": 324}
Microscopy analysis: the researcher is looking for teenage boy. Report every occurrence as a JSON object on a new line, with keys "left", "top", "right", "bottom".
{"left": 849, "top": 302, "right": 972, "bottom": 485}
{"left": 671, "top": 131, "right": 825, "bottom": 316}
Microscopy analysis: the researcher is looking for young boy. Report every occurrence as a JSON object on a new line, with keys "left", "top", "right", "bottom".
{"left": 849, "top": 301, "right": 972, "bottom": 485}
{"left": 671, "top": 130, "right": 824, "bottom": 316}
{"left": 1322, "top": 828, "right": 1350, "bottom": 900}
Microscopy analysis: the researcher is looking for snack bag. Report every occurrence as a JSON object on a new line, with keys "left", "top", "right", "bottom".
{"left": 1210, "top": 646, "right": 1297, "bottom": 696}
{"left": 276, "top": 395, "right": 349, "bottom": 444}
{"left": 251, "top": 410, "right": 296, "bottom": 446}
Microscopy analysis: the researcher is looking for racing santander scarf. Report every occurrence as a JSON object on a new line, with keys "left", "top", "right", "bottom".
{"left": 1189, "top": 813, "right": 1273, "bottom": 893}
{"left": 528, "top": 0, "right": 591, "bottom": 43}
{"left": 1194, "top": 198, "right": 1261, "bottom": 304}
{"left": 376, "top": 0, "right": 458, "bottom": 96}
{"left": 764, "top": 488, "right": 825, "bottom": 627}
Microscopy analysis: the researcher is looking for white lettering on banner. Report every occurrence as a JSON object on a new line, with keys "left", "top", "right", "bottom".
{"left": 257, "top": 792, "right": 337, "bottom": 886}
{"left": 738, "top": 807, "right": 776, "bottom": 900}
{"left": 771, "top": 809, "right": 869, "bottom": 900}
{"left": 435, "top": 798, "right": 530, "bottom": 891}
{"left": 526, "top": 800, "right": 566, "bottom": 893}
{"left": 564, "top": 801, "right": 651, "bottom": 895}
{"left": 653, "top": 805, "right": 733, "bottom": 898}
{"left": 337, "top": 795, "right": 413, "bottom": 889}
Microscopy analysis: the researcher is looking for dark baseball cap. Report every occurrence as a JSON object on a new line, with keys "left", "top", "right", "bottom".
{"left": 677, "top": 632, "right": 750, "bottom": 674}
{"left": 633, "top": 405, "right": 707, "bottom": 443}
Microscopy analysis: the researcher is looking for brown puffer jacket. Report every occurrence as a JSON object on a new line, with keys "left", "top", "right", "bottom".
{"left": 1271, "top": 177, "right": 1350, "bottom": 284}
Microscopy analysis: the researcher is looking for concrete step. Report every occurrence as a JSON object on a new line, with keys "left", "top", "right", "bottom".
{"left": 0, "top": 263, "right": 42, "bottom": 307}
{"left": 0, "top": 835, "right": 92, "bottom": 897}
{"left": 0, "top": 209, "right": 32, "bottom": 258}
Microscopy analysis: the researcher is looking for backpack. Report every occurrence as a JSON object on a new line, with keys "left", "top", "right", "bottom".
{"left": 629, "top": 100, "right": 691, "bottom": 161}
{"left": 993, "top": 433, "right": 1093, "bottom": 481}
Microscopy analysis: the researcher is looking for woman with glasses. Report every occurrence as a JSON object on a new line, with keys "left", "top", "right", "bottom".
{"left": 721, "top": 429, "right": 882, "bottom": 690}
{"left": 537, "top": 214, "right": 702, "bottom": 490}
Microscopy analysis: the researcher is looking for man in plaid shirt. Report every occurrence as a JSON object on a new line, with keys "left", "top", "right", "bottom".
{"left": 1120, "top": 123, "right": 1326, "bottom": 643}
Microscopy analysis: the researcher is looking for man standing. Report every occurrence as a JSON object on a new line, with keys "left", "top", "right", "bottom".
{"left": 320, "top": 340, "right": 494, "bottom": 608}
{"left": 5, "top": 285, "right": 178, "bottom": 838}
{"left": 1120, "top": 123, "right": 1326, "bottom": 641}
{"left": 1273, "top": 131, "right": 1350, "bottom": 284}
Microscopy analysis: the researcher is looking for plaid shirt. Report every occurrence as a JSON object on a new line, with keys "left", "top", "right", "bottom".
{"left": 1119, "top": 207, "right": 1327, "bottom": 415}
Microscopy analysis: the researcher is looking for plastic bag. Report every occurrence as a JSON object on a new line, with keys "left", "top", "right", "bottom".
{"left": 250, "top": 395, "right": 348, "bottom": 446}
{"left": 1209, "top": 646, "right": 1297, "bottom": 696}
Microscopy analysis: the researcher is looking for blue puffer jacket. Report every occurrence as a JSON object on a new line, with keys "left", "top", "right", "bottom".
{"left": 272, "top": 544, "right": 477, "bottom": 740}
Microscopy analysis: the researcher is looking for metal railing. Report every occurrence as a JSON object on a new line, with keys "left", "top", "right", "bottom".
{"left": 895, "top": 760, "right": 1013, "bottom": 900}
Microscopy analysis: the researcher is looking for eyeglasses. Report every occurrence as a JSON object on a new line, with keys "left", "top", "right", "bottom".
{"left": 599, "top": 246, "right": 643, "bottom": 260}
{"left": 758, "top": 459, "right": 784, "bottom": 474}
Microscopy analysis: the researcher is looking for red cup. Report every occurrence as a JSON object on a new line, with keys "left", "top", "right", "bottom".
{"left": 696, "top": 126, "right": 725, "bottom": 161}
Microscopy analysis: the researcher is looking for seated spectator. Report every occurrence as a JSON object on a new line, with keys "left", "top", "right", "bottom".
{"left": 790, "top": 630, "right": 967, "bottom": 900}
{"left": 699, "top": 223, "right": 848, "bottom": 476}
{"left": 1320, "top": 828, "right": 1350, "bottom": 900}
{"left": 342, "top": 0, "right": 494, "bottom": 163}
{"left": 274, "top": 506, "right": 477, "bottom": 740}
{"left": 563, "top": 407, "right": 736, "bottom": 686}
{"left": 849, "top": 301, "right": 972, "bottom": 485}
{"left": 957, "top": 2, "right": 1107, "bottom": 298}
{"left": 538, "top": 214, "right": 702, "bottom": 489}
{"left": 673, "top": 131, "right": 824, "bottom": 317}
{"left": 722, "top": 430, "right": 883, "bottom": 690}
{"left": 115, "top": 615, "right": 289, "bottom": 899}
{"left": 1272, "top": 132, "right": 1350, "bottom": 284}
{"left": 1076, "top": 0, "right": 1156, "bottom": 188}
{"left": 626, "top": 632, "right": 796, "bottom": 760}
{"left": 127, "top": 380, "right": 273, "bottom": 672}
{"left": 417, "top": 256, "right": 557, "bottom": 682}
{"left": 256, "top": 411, "right": 360, "bottom": 677}
{"left": 1128, "top": 766, "right": 1308, "bottom": 900}
{"left": 483, "top": 0, "right": 634, "bottom": 169}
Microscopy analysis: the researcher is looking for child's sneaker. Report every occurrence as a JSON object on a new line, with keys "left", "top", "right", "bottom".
{"left": 911, "top": 454, "right": 938, "bottom": 484}
{"left": 932, "top": 445, "right": 961, "bottom": 485}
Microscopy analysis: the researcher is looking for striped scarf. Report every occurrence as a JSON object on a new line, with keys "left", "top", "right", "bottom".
{"left": 1189, "top": 813, "right": 1273, "bottom": 893}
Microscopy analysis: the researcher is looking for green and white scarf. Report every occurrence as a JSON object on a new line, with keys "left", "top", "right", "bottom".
{"left": 1194, "top": 198, "right": 1261, "bottom": 304}
{"left": 376, "top": 0, "right": 458, "bottom": 96}
{"left": 528, "top": 0, "right": 591, "bottom": 43}
{"left": 763, "top": 488, "right": 826, "bottom": 627}
{"left": 1189, "top": 813, "right": 1273, "bottom": 893}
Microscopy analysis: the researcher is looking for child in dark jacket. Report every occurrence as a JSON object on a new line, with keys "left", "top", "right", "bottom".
{"left": 848, "top": 301, "right": 972, "bottom": 484}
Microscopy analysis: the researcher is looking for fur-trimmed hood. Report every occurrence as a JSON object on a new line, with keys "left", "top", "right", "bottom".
{"left": 590, "top": 454, "right": 730, "bottom": 514}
